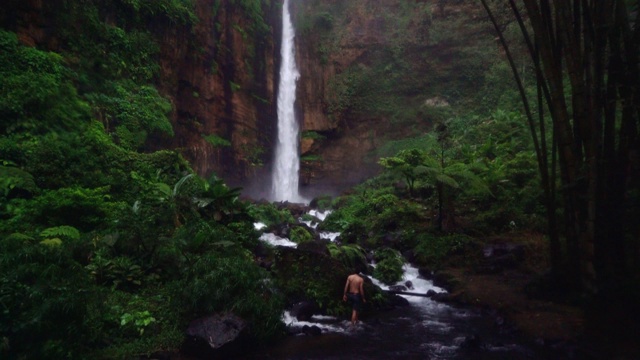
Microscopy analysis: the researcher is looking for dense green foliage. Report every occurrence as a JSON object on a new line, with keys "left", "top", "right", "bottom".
{"left": 289, "top": 226, "right": 313, "bottom": 244}
{"left": 0, "top": 2, "right": 285, "bottom": 357}
{"left": 4, "top": 0, "right": 636, "bottom": 357}
{"left": 295, "top": 0, "right": 515, "bottom": 139}
{"left": 318, "top": 99, "right": 546, "bottom": 280}
{"left": 373, "top": 248, "right": 405, "bottom": 285}
{"left": 248, "top": 202, "right": 296, "bottom": 227}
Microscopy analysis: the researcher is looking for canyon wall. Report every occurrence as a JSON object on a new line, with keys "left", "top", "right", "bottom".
{"left": 1, "top": 0, "right": 495, "bottom": 197}
{"left": 153, "top": 0, "right": 280, "bottom": 188}
{"left": 290, "top": 0, "right": 493, "bottom": 196}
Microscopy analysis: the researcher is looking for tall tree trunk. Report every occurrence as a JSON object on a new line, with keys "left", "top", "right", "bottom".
{"left": 485, "top": 0, "right": 640, "bottom": 295}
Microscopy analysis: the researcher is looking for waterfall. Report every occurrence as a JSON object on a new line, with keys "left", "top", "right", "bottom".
{"left": 271, "top": 0, "right": 303, "bottom": 203}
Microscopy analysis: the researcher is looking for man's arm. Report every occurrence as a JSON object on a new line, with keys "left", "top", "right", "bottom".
{"left": 359, "top": 280, "right": 365, "bottom": 302}
{"left": 343, "top": 278, "right": 350, "bottom": 301}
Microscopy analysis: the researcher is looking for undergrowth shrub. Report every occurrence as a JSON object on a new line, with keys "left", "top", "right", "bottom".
{"left": 412, "top": 233, "right": 473, "bottom": 269}
{"left": 248, "top": 202, "right": 296, "bottom": 227}
{"left": 373, "top": 248, "right": 404, "bottom": 285}
{"left": 272, "top": 246, "right": 349, "bottom": 316}
{"left": 290, "top": 226, "right": 313, "bottom": 244}
{"left": 0, "top": 237, "right": 102, "bottom": 359}
{"left": 320, "top": 189, "right": 423, "bottom": 249}
{"left": 91, "top": 286, "right": 184, "bottom": 359}
{"left": 327, "top": 243, "right": 368, "bottom": 273}
{"left": 175, "top": 253, "right": 284, "bottom": 342}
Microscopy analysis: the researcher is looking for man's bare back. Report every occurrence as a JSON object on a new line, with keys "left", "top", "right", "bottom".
{"left": 345, "top": 274, "right": 364, "bottom": 294}
{"left": 343, "top": 273, "right": 366, "bottom": 325}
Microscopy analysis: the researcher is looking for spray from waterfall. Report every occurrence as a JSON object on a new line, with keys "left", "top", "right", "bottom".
{"left": 271, "top": 0, "right": 303, "bottom": 202}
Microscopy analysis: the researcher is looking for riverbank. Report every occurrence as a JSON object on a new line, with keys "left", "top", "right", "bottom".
{"left": 435, "top": 232, "right": 639, "bottom": 359}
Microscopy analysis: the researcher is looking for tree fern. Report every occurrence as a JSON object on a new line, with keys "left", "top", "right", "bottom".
{"left": 40, "top": 238, "right": 63, "bottom": 247}
{"left": 40, "top": 225, "right": 81, "bottom": 240}
{"left": 5, "top": 233, "right": 34, "bottom": 242}
{"left": 0, "top": 164, "right": 38, "bottom": 196}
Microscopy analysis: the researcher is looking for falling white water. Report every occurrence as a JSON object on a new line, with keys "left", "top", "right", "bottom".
{"left": 271, "top": 0, "right": 303, "bottom": 202}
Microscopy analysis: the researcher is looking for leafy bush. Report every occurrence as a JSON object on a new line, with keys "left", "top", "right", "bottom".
{"left": 248, "top": 202, "right": 296, "bottom": 227}
{"left": 290, "top": 226, "right": 313, "bottom": 244}
{"left": 0, "top": 30, "right": 90, "bottom": 136}
{"left": 91, "top": 287, "right": 184, "bottom": 358}
{"left": 272, "top": 247, "right": 348, "bottom": 316}
{"left": 413, "top": 233, "right": 473, "bottom": 269}
{"left": 87, "top": 82, "right": 173, "bottom": 150}
{"left": 321, "top": 189, "right": 423, "bottom": 249}
{"left": 0, "top": 237, "right": 103, "bottom": 359}
{"left": 327, "top": 243, "right": 368, "bottom": 273}
{"left": 373, "top": 248, "right": 404, "bottom": 285}
{"left": 175, "top": 253, "right": 285, "bottom": 342}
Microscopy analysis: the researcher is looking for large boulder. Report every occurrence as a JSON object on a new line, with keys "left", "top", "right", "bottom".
{"left": 290, "top": 301, "right": 319, "bottom": 322}
{"left": 297, "top": 239, "right": 331, "bottom": 256}
{"left": 181, "top": 313, "right": 247, "bottom": 359}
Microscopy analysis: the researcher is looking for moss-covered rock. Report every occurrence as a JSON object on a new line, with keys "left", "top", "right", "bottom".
{"left": 289, "top": 226, "right": 313, "bottom": 244}
{"left": 272, "top": 245, "right": 398, "bottom": 319}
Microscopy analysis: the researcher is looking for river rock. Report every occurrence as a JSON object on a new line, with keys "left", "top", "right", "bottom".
{"left": 272, "top": 223, "right": 290, "bottom": 238}
{"left": 388, "top": 294, "right": 410, "bottom": 308}
{"left": 290, "top": 301, "right": 318, "bottom": 321}
{"left": 302, "top": 325, "right": 322, "bottom": 336}
{"left": 460, "top": 334, "right": 482, "bottom": 349}
{"left": 297, "top": 240, "right": 330, "bottom": 256}
{"left": 389, "top": 285, "right": 407, "bottom": 292}
{"left": 275, "top": 201, "right": 308, "bottom": 217}
{"left": 181, "top": 313, "right": 246, "bottom": 358}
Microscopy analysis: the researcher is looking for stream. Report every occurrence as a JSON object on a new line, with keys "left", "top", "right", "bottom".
{"left": 245, "top": 210, "right": 569, "bottom": 360}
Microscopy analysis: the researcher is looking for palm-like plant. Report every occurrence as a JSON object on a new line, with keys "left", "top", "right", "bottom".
{"left": 193, "top": 175, "right": 244, "bottom": 222}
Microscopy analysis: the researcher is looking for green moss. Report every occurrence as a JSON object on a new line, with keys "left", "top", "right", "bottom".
{"left": 290, "top": 226, "right": 313, "bottom": 244}
{"left": 203, "top": 134, "right": 232, "bottom": 147}
{"left": 301, "top": 155, "right": 322, "bottom": 162}
{"left": 372, "top": 248, "right": 404, "bottom": 285}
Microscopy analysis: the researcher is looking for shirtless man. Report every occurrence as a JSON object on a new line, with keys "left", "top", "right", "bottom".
{"left": 343, "top": 272, "right": 366, "bottom": 326}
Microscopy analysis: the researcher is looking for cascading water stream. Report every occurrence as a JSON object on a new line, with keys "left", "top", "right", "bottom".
{"left": 271, "top": 0, "right": 303, "bottom": 203}
{"left": 250, "top": 209, "right": 554, "bottom": 359}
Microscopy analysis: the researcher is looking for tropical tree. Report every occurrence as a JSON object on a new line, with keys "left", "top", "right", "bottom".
{"left": 379, "top": 141, "right": 489, "bottom": 231}
{"left": 480, "top": 0, "right": 640, "bottom": 297}
{"left": 378, "top": 148, "right": 427, "bottom": 196}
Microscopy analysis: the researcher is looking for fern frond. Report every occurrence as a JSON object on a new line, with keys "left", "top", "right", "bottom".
{"left": 40, "top": 238, "right": 63, "bottom": 246}
{"left": 173, "top": 173, "right": 195, "bottom": 196}
{"left": 5, "top": 232, "right": 34, "bottom": 242}
{"left": 154, "top": 182, "right": 172, "bottom": 198}
{"left": 436, "top": 173, "right": 459, "bottom": 188}
{"left": 40, "top": 225, "right": 80, "bottom": 240}
{"left": 0, "top": 165, "right": 38, "bottom": 195}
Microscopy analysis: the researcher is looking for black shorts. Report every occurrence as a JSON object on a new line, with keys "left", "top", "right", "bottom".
{"left": 347, "top": 292, "right": 362, "bottom": 311}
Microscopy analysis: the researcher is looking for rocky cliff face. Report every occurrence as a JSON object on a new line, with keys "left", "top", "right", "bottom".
{"left": 290, "top": 0, "right": 493, "bottom": 196}
{"left": 154, "top": 0, "right": 280, "bottom": 187}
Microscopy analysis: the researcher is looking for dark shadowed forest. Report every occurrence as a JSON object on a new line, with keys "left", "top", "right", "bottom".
{"left": 1, "top": 0, "right": 638, "bottom": 359}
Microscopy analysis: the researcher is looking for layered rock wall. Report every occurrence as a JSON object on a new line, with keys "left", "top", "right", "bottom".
{"left": 153, "top": 0, "right": 280, "bottom": 186}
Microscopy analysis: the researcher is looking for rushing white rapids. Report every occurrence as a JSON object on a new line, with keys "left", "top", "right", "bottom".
{"left": 271, "top": 0, "right": 303, "bottom": 202}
